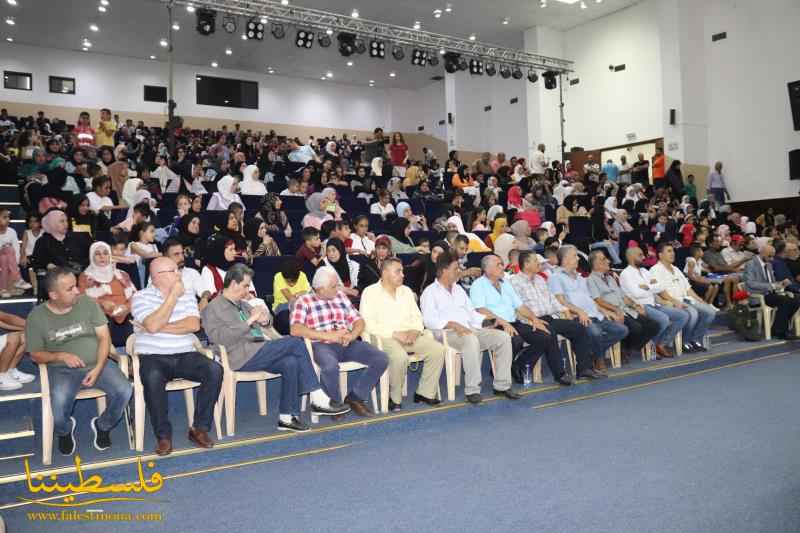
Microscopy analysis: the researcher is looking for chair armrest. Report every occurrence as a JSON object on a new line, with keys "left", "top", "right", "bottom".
{"left": 38, "top": 363, "right": 50, "bottom": 395}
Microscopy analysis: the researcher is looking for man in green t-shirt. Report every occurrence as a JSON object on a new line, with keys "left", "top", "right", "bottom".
{"left": 27, "top": 268, "right": 132, "bottom": 457}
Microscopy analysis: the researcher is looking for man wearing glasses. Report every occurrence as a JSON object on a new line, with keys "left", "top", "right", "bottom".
{"left": 131, "top": 257, "right": 223, "bottom": 456}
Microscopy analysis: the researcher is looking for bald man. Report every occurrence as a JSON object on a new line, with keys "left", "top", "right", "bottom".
{"left": 131, "top": 257, "right": 223, "bottom": 456}
{"left": 742, "top": 245, "right": 800, "bottom": 340}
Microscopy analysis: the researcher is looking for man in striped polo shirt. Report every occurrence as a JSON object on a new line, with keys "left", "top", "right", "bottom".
{"left": 131, "top": 257, "right": 223, "bottom": 456}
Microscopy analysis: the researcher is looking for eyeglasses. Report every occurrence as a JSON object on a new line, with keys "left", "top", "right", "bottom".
{"left": 156, "top": 269, "right": 179, "bottom": 274}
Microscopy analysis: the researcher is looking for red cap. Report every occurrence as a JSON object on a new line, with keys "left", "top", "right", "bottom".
{"left": 730, "top": 234, "right": 744, "bottom": 244}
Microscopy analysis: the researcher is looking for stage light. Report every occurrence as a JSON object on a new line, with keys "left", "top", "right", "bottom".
{"left": 391, "top": 45, "right": 404, "bottom": 61}
{"left": 295, "top": 29, "right": 314, "bottom": 48}
{"left": 428, "top": 52, "right": 439, "bottom": 66}
{"left": 485, "top": 63, "right": 497, "bottom": 76}
{"left": 370, "top": 40, "right": 386, "bottom": 58}
{"left": 196, "top": 8, "right": 215, "bottom": 36}
{"left": 443, "top": 53, "right": 460, "bottom": 74}
{"left": 222, "top": 14, "right": 237, "bottom": 34}
{"left": 500, "top": 65, "right": 511, "bottom": 79}
{"left": 337, "top": 32, "right": 356, "bottom": 56}
{"left": 543, "top": 70, "right": 557, "bottom": 90}
{"left": 527, "top": 69, "right": 538, "bottom": 83}
{"left": 246, "top": 18, "right": 264, "bottom": 40}
{"left": 271, "top": 23, "right": 285, "bottom": 39}
{"left": 318, "top": 33, "right": 332, "bottom": 47}
{"left": 457, "top": 56, "right": 468, "bottom": 71}
{"left": 411, "top": 49, "right": 428, "bottom": 67}
{"left": 354, "top": 38, "right": 366, "bottom": 54}
{"left": 469, "top": 59, "right": 484, "bottom": 75}
{"left": 512, "top": 66, "right": 523, "bottom": 80}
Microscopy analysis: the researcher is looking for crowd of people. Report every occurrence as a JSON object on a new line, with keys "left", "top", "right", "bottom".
{"left": 0, "top": 107, "right": 798, "bottom": 458}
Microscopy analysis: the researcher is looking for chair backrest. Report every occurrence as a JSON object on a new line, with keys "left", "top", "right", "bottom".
{"left": 240, "top": 195, "right": 263, "bottom": 212}
{"left": 252, "top": 256, "right": 286, "bottom": 297}
{"left": 568, "top": 216, "right": 593, "bottom": 240}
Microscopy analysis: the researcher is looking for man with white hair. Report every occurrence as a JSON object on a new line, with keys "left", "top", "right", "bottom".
{"left": 742, "top": 244, "right": 799, "bottom": 340}
{"left": 290, "top": 266, "right": 389, "bottom": 417}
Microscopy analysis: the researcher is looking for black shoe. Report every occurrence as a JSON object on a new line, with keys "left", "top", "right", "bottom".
{"left": 692, "top": 342, "right": 707, "bottom": 352}
{"left": 557, "top": 373, "right": 575, "bottom": 386}
{"left": 682, "top": 343, "right": 696, "bottom": 354}
{"left": 493, "top": 388, "right": 522, "bottom": 400}
{"left": 90, "top": 416, "right": 111, "bottom": 451}
{"left": 413, "top": 393, "right": 441, "bottom": 406}
{"left": 278, "top": 416, "right": 310, "bottom": 432}
{"left": 510, "top": 364, "right": 524, "bottom": 384}
{"left": 388, "top": 399, "right": 402, "bottom": 412}
{"left": 465, "top": 393, "right": 482, "bottom": 404}
{"left": 777, "top": 333, "right": 799, "bottom": 341}
{"left": 58, "top": 417, "right": 76, "bottom": 456}
{"left": 311, "top": 401, "right": 351, "bottom": 417}
{"left": 578, "top": 369, "right": 604, "bottom": 380}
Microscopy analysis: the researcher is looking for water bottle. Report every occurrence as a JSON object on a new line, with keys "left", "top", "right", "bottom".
{"left": 523, "top": 364, "right": 532, "bottom": 387}
{"left": 703, "top": 334, "right": 710, "bottom": 350}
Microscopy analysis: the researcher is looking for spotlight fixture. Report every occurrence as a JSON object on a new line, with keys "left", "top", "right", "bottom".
{"left": 468, "top": 34, "right": 476, "bottom": 41}
{"left": 485, "top": 63, "right": 497, "bottom": 76}
{"left": 389, "top": 72, "right": 396, "bottom": 78}
{"left": 7, "top": 0, "right": 18, "bottom": 5}
{"left": 502, "top": 17, "right": 510, "bottom": 25}
{"left": 391, "top": 44, "right": 404, "bottom": 61}
{"left": 295, "top": 29, "right": 314, "bottom": 48}
{"left": 98, "top": 6, "right": 106, "bottom": 12}
{"left": 159, "top": 38, "right": 168, "bottom": 47}
{"left": 172, "top": 22, "right": 180, "bottom": 31}
{"left": 543, "top": 70, "right": 558, "bottom": 90}
{"left": 90, "top": 24, "right": 99, "bottom": 32}
{"left": 318, "top": 33, "right": 332, "bottom": 47}
{"left": 443, "top": 52, "right": 461, "bottom": 74}
{"left": 433, "top": 9, "right": 442, "bottom": 18}
{"left": 271, "top": 22, "right": 285, "bottom": 39}
{"left": 6, "top": 37, "right": 13, "bottom": 42}
{"left": 346, "top": 60, "right": 353, "bottom": 66}
{"left": 511, "top": 66, "right": 523, "bottom": 80}
{"left": 337, "top": 32, "right": 356, "bottom": 56}
{"left": 580, "top": 1, "right": 587, "bottom": 8}
{"left": 351, "top": 8, "right": 359, "bottom": 18}
{"left": 225, "top": 47, "right": 232, "bottom": 55}
{"left": 439, "top": 48, "right": 446, "bottom": 55}
{"left": 5, "top": 16, "right": 15, "bottom": 25}
{"left": 281, "top": 0, "right": 288, "bottom": 5}
{"left": 445, "top": 4, "right": 453, "bottom": 13}
{"left": 241, "top": 34, "right": 247, "bottom": 40}
{"left": 211, "top": 61, "right": 218, "bottom": 68}
{"left": 246, "top": 17, "right": 264, "bottom": 40}
{"left": 149, "top": 55, "right": 156, "bottom": 60}
{"left": 370, "top": 39, "right": 386, "bottom": 58}
{"left": 469, "top": 59, "right": 484, "bottom": 75}
{"left": 186, "top": 3, "right": 195, "bottom": 12}
{"left": 413, "top": 21, "right": 421, "bottom": 30}
{"left": 411, "top": 49, "right": 428, "bottom": 67}
{"left": 326, "top": 71, "right": 333, "bottom": 78}
{"left": 82, "top": 39, "right": 92, "bottom": 48}
{"left": 196, "top": 8, "right": 215, "bottom": 35}
{"left": 326, "top": 28, "right": 333, "bottom": 35}
{"left": 222, "top": 14, "right": 237, "bottom": 33}
{"left": 527, "top": 69, "right": 539, "bottom": 83}
{"left": 354, "top": 38, "right": 366, "bottom": 54}
{"left": 457, "top": 56, "right": 468, "bottom": 71}
{"left": 500, "top": 65, "right": 511, "bottom": 79}
{"left": 428, "top": 52, "right": 439, "bottom": 67}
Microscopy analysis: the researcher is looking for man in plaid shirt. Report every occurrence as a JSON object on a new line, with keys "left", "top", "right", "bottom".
{"left": 290, "top": 266, "right": 388, "bottom": 417}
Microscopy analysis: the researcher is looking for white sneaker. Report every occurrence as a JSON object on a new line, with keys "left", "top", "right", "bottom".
{"left": 8, "top": 368, "right": 35, "bottom": 384}
{"left": 0, "top": 372, "right": 22, "bottom": 391}
{"left": 14, "top": 279, "right": 32, "bottom": 290}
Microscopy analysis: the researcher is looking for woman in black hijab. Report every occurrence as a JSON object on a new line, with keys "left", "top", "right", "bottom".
{"left": 214, "top": 210, "right": 248, "bottom": 256}
{"left": 418, "top": 240, "right": 450, "bottom": 294}
{"left": 387, "top": 217, "right": 419, "bottom": 254}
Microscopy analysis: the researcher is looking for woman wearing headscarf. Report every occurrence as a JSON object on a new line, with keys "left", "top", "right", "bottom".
{"left": 320, "top": 187, "right": 346, "bottom": 220}
{"left": 67, "top": 194, "right": 98, "bottom": 236}
{"left": 206, "top": 175, "right": 244, "bottom": 212}
{"left": 356, "top": 235, "right": 401, "bottom": 294}
{"left": 484, "top": 216, "right": 508, "bottom": 250}
{"left": 257, "top": 192, "right": 292, "bottom": 239}
{"left": 31, "top": 209, "right": 91, "bottom": 274}
{"left": 516, "top": 194, "right": 542, "bottom": 232}
{"left": 322, "top": 237, "right": 360, "bottom": 299}
{"left": 510, "top": 220, "right": 536, "bottom": 251}
{"left": 387, "top": 177, "right": 408, "bottom": 202}
{"left": 487, "top": 205, "right": 504, "bottom": 225}
{"left": 199, "top": 237, "right": 262, "bottom": 309}
{"left": 214, "top": 210, "right": 248, "bottom": 258}
{"left": 121, "top": 177, "right": 144, "bottom": 208}
{"left": 396, "top": 201, "right": 428, "bottom": 232}
{"left": 78, "top": 242, "right": 136, "bottom": 347}
{"left": 245, "top": 218, "right": 281, "bottom": 257}
{"left": 417, "top": 240, "right": 450, "bottom": 294}
{"left": 239, "top": 164, "right": 267, "bottom": 196}
{"left": 387, "top": 218, "right": 427, "bottom": 254}
{"left": 507, "top": 185, "right": 523, "bottom": 211}
{"left": 323, "top": 141, "right": 340, "bottom": 166}
{"left": 447, "top": 215, "right": 490, "bottom": 252}
{"left": 301, "top": 192, "right": 333, "bottom": 230}
{"left": 106, "top": 144, "right": 131, "bottom": 199}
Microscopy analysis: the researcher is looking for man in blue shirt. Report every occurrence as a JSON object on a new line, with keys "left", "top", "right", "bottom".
{"left": 548, "top": 245, "right": 628, "bottom": 375}
{"left": 602, "top": 159, "right": 619, "bottom": 183}
{"left": 287, "top": 138, "right": 319, "bottom": 165}
{"left": 774, "top": 241, "right": 800, "bottom": 293}
{"left": 470, "top": 254, "right": 589, "bottom": 386}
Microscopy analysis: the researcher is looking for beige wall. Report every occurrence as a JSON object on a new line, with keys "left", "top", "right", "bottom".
{"left": 0, "top": 100, "right": 446, "bottom": 162}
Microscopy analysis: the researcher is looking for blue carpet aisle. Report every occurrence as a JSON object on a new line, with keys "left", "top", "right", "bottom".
{"left": 1, "top": 337, "right": 799, "bottom": 532}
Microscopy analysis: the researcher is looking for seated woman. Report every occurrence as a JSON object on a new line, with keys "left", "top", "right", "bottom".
{"left": 387, "top": 218, "right": 429, "bottom": 255}
{"left": 322, "top": 238, "right": 360, "bottom": 300}
{"left": 176, "top": 213, "right": 203, "bottom": 268}
{"left": 245, "top": 219, "right": 281, "bottom": 257}
{"left": 418, "top": 240, "right": 450, "bottom": 294}
{"left": 301, "top": 192, "right": 334, "bottom": 230}
{"left": 215, "top": 210, "right": 249, "bottom": 260}
{"left": 321, "top": 187, "right": 346, "bottom": 220}
{"left": 31, "top": 209, "right": 91, "bottom": 275}
{"left": 357, "top": 235, "right": 394, "bottom": 293}
{"left": 387, "top": 177, "right": 408, "bottom": 202}
{"left": 484, "top": 216, "right": 508, "bottom": 250}
{"left": 446, "top": 215, "right": 490, "bottom": 252}
{"left": 257, "top": 193, "right": 292, "bottom": 240}
{"left": 369, "top": 190, "right": 396, "bottom": 221}
{"left": 200, "top": 237, "right": 266, "bottom": 308}
{"left": 349, "top": 215, "right": 375, "bottom": 256}
{"left": 240, "top": 164, "right": 267, "bottom": 196}
{"left": 68, "top": 194, "right": 98, "bottom": 236}
{"left": 207, "top": 175, "right": 244, "bottom": 212}
{"left": 86, "top": 176, "right": 125, "bottom": 222}
{"left": 78, "top": 242, "right": 136, "bottom": 347}
{"left": 396, "top": 201, "right": 428, "bottom": 232}
{"left": 129, "top": 221, "right": 161, "bottom": 286}
{"left": 556, "top": 197, "right": 588, "bottom": 226}
{"left": 271, "top": 258, "right": 310, "bottom": 335}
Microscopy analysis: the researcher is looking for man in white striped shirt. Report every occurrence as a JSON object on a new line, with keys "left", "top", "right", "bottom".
{"left": 131, "top": 257, "right": 223, "bottom": 456}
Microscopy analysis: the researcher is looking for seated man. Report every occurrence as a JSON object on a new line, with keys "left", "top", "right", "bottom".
{"left": 509, "top": 251, "right": 593, "bottom": 384}
{"left": 162, "top": 239, "right": 211, "bottom": 310}
{"left": 421, "top": 251, "right": 517, "bottom": 403}
{"left": 742, "top": 245, "right": 799, "bottom": 341}
{"left": 290, "top": 267, "right": 389, "bottom": 417}
{"left": 27, "top": 268, "right": 132, "bottom": 455}
{"left": 773, "top": 241, "right": 800, "bottom": 293}
{"left": 360, "top": 257, "right": 445, "bottom": 411}
{"left": 620, "top": 247, "right": 690, "bottom": 358}
{"left": 650, "top": 243, "right": 718, "bottom": 352}
{"left": 202, "top": 263, "right": 349, "bottom": 433}
{"left": 548, "top": 245, "right": 628, "bottom": 374}
{"left": 131, "top": 257, "right": 223, "bottom": 456}
{"left": 722, "top": 235, "right": 753, "bottom": 267}
{"left": 587, "top": 251, "right": 661, "bottom": 362}
{"left": 470, "top": 254, "right": 596, "bottom": 385}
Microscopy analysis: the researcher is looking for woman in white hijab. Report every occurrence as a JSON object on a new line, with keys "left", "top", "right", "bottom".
{"left": 207, "top": 175, "right": 244, "bottom": 211}
{"left": 239, "top": 164, "right": 267, "bottom": 196}
{"left": 487, "top": 205, "right": 504, "bottom": 224}
{"left": 371, "top": 157, "right": 384, "bottom": 177}
{"left": 553, "top": 180, "right": 574, "bottom": 205}
{"left": 121, "top": 177, "right": 144, "bottom": 208}
{"left": 603, "top": 196, "right": 619, "bottom": 220}
{"left": 447, "top": 215, "right": 490, "bottom": 252}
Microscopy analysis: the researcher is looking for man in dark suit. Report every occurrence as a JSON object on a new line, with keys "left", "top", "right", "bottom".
{"left": 742, "top": 245, "right": 799, "bottom": 340}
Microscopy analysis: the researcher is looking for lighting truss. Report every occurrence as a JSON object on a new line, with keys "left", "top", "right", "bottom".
{"left": 173, "top": 0, "right": 573, "bottom": 72}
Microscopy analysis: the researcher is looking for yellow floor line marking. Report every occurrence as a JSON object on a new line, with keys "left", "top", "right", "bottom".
{"left": 534, "top": 350, "right": 796, "bottom": 410}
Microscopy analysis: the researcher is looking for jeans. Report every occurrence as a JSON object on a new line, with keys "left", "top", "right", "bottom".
{"left": 586, "top": 318, "right": 629, "bottom": 358}
{"left": 273, "top": 304, "right": 291, "bottom": 336}
{"left": 239, "top": 336, "right": 320, "bottom": 416}
{"left": 645, "top": 304, "right": 690, "bottom": 346}
{"left": 311, "top": 341, "right": 389, "bottom": 403}
{"left": 138, "top": 352, "right": 223, "bottom": 439}
{"left": 623, "top": 314, "right": 662, "bottom": 352}
{"left": 48, "top": 362, "right": 132, "bottom": 436}
{"left": 540, "top": 317, "right": 594, "bottom": 374}
{"left": 682, "top": 301, "right": 717, "bottom": 344}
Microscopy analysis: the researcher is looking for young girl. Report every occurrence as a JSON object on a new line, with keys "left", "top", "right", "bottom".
{"left": 471, "top": 207, "right": 488, "bottom": 231}
{"left": 129, "top": 222, "right": 160, "bottom": 285}
{"left": 111, "top": 236, "right": 137, "bottom": 265}
{"left": 322, "top": 238, "right": 360, "bottom": 300}
{"left": 0, "top": 208, "right": 29, "bottom": 297}
{"left": 271, "top": 258, "right": 310, "bottom": 335}
{"left": 20, "top": 213, "right": 42, "bottom": 269}
{"left": 684, "top": 244, "right": 721, "bottom": 307}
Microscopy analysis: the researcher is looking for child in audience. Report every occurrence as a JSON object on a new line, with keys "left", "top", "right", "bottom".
{"left": 0, "top": 207, "right": 29, "bottom": 297}
{"left": 279, "top": 178, "right": 304, "bottom": 197}
{"left": 129, "top": 221, "right": 160, "bottom": 285}
{"left": 20, "top": 213, "right": 41, "bottom": 269}
{"left": 505, "top": 249, "right": 521, "bottom": 276}
{"left": 684, "top": 244, "right": 721, "bottom": 306}
{"left": 111, "top": 236, "right": 136, "bottom": 265}
{"left": 271, "top": 258, "right": 311, "bottom": 335}
{"left": 296, "top": 227, "right": 322, "bottom": 270}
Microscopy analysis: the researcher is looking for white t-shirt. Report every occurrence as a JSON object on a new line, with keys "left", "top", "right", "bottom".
{"left": 649, "top": 262, "right": 692, "bottom": 301}
{"left": 181, "top": 267, "right": 206, "bottom": 299}
{"left": 87, "top": 191, "right": 114, "bottom": 218}
{"left": 370, "top": 202, "right": 395, "bottom": 219}
{"left": 0, "top": 227, "right": 20, "bottom": 263}
{"left": 350, "top": 234, "right": 376, "bottom": 255}
{"left": 24, "top": 229, "right": 41, "bottom": 257}
{"left": 530, "top": 150, "right": 549, "bottom": 175}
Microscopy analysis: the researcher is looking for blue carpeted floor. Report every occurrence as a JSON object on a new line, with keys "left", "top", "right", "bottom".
{"left": 2, "top": 338, "right": 799, "bottom": 532}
